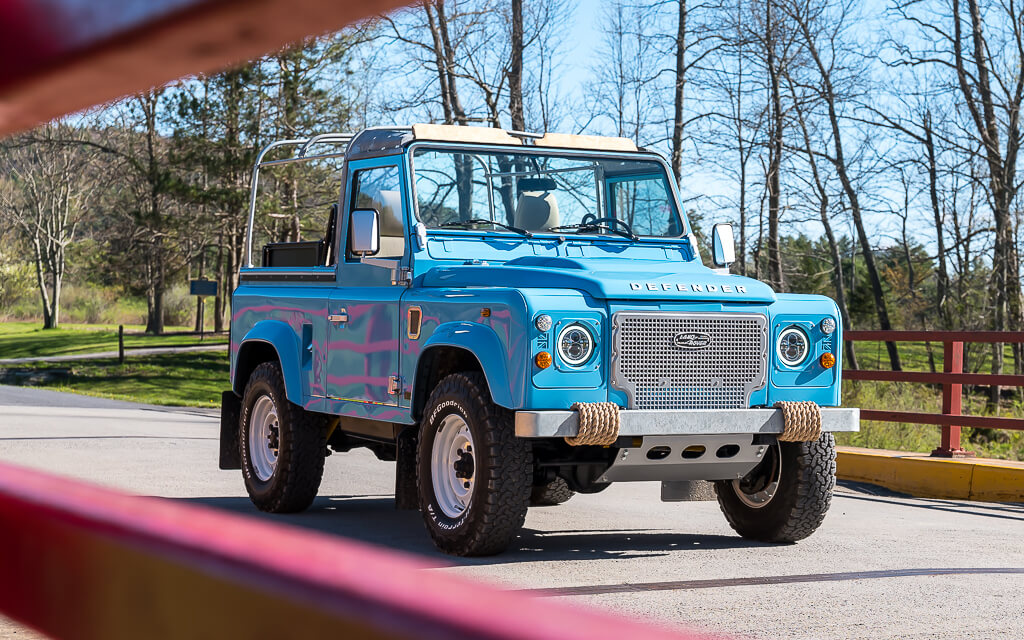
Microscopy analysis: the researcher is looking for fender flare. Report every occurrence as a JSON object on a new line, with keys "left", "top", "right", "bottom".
{"left": 233, "top": 320, "right": 305, "bottom": 405}
{"left": 420, "top": 321, "right": 517, "bottom": 409}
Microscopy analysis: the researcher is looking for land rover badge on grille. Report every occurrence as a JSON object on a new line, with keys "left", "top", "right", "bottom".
{"left": 673, "top": 332, "right": 712, "bottom": 349}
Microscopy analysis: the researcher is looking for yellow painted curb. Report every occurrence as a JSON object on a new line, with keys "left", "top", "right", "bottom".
{"left": 836, "top": 446, "right": 1024, "bottom": 503}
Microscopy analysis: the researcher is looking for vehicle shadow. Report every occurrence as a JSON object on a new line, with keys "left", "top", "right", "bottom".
{"left": 836, "top": 480, "right": 1024, "bottom": 521}
{"left": 174, "top": 495, "right": 766, "bottom": 567}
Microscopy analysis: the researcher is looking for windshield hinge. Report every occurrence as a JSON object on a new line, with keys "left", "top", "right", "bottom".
{"left": 395, "top": 267, "right": 413, "bottom": 287}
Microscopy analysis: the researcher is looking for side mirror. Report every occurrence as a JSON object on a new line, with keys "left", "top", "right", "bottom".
{"left": 711, "top": 223, "right": 736, "bottom": 268}
{"left": 350, "top": 208, "right": 380, "bottom": 256}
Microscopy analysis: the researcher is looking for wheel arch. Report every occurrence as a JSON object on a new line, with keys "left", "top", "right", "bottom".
{"left": 412, "top": 345, "right": 484, "bottom": 422}
{"left": 412, "top": 324, "right": 517, "bottom": 420}
{"left": 233, "top": 320, "right": 305, "bottom": 405}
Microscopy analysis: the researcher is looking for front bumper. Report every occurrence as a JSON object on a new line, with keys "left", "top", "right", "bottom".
{"left": 514, "top": 407, "right": 859, "bottom": 438}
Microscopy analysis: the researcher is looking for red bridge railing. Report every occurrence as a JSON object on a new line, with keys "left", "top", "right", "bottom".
{"left": 843, "top": 330, "right": 1024, "bottom": 457}
{"left": 0, "top": 461, "right": 721, "bottom": 640}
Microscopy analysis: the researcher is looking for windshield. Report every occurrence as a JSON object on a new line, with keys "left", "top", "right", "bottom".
{"left": 411, "top": 147, "right": 684, "bottom": 238}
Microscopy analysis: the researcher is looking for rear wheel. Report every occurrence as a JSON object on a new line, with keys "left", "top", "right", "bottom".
{"left": 530, "top": 477, "right": 575, "bottom": 506}
{"left": 240, "top": 361, "right": 327, "bottom": 513}
{"left": 417, "top": 372, "right": 532, "bottom": 556}
{"left": 714, "top": 433, "right": 836, "bottom": 543}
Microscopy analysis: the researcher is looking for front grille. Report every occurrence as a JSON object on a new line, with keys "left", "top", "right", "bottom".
{"left": 611, "top": 312, "right": 767, "bottom": 410}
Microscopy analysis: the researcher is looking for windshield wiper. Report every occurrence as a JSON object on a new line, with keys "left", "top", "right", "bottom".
{"left": 439, "top": 218, "right": 533, "bottom": 237}
{"left": 547, "top": 220, "right": 638, "bottom": 241}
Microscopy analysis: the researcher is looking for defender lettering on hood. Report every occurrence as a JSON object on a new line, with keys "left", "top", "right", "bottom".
{"left": 631, "top": 282, "right": 748, "bottom": 294}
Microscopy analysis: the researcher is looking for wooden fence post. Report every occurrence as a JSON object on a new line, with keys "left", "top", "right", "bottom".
{"left": 118, "top": 325, "right": 125, "bottom": 364}
{"left": 932, "top": 340, "right": 971, "bottom": 457}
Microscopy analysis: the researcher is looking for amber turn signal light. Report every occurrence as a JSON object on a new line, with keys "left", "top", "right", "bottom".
{"left": 820, "top": 352, "right": 836, "bottom": 369}
{"left": 535, "top": 351, "right": 552, "bottom": 369}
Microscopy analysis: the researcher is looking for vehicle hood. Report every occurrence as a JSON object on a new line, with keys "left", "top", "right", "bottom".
{"left": 420, "top": 256, "right": 776, "bottom": 303}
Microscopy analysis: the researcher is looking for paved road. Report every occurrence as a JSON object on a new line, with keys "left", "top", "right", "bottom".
{"left": 1, "top": 386, "right": 1022, "bottom": 639}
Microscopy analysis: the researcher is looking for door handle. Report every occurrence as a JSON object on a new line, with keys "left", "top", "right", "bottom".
{"left": 328, "top": 311, "right": 348, "bottom": 323}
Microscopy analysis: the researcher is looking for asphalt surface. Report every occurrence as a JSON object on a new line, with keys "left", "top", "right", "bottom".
{"left": 1, "top": 385, "right": 1022, "bottom": 639}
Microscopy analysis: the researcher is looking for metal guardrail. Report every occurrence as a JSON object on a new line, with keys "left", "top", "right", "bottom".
{"left": 0, "top": 461, "right": 719, "bottom": 640}
{"left": 844, "top": 330, "right": 1024, "bottom": 457}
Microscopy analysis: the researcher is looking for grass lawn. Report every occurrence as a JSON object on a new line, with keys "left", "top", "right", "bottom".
{"left": 13, "top": 351, "right": 230, "bottom": 407}
{"left": 838, "top": 381, "right": 1024, "bottom": 461}
{"left": 851, "top": 339, "right": 1016, "bottom": 373}
{"left": 0, "top": 321, "right": 226, "bottom": 359}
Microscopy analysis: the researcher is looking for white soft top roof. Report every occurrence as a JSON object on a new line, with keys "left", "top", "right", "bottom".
{"left": 410, "top": 123, "right": 638, "bottom": 152}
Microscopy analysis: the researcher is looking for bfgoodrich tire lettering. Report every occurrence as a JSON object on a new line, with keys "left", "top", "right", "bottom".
{"left": 714, "top": 433, "right": 836, "bottom": 543}
{"left": 240, "top": 361, "right": 327, "bottom": 513}
{"left": 417, "top": 372, "right": 531, "bottom": 556}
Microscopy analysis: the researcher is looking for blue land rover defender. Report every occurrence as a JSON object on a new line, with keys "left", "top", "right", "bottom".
{"left": 220, "top": 124, "right": 859, "bottom": 556}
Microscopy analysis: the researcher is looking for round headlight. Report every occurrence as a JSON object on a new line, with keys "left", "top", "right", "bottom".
{"left": 535, "top": 314, "right": 553, "bottom": 332}
{"left": 820, "top": 317, "right": 836, "bottom": 335}
{"left": 557, "top": 323, "right": 594, "bottom": 366}
{"left": 777, "top": 326, "right": 809, "bottom": 367}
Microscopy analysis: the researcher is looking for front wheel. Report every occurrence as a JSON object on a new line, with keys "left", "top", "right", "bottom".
{"left": 417, "top": 372, "right": 532, "bottom": 556}
{"left": 240, "top": 361, "right": 327, "bottom": 513}
{"left": 714, "top": 433, "right": 836, "bottom": 543}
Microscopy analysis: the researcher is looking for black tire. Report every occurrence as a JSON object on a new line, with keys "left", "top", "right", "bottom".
{"left": 240, "top": 361, "right": 327, "bottom": 513}
{"left": 714, "top": 433, "right": 836, "bottom": 543}
{"left": 417, "top": 372, "right": 532, "bottom": 556}
{"left": 530, "top": 477, "right": 575, "bottom": 506}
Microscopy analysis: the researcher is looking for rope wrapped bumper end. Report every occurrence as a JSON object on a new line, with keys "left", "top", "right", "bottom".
{"left": 774, "top": 400, "right": 822, "bottom": 442}
{"left": 565, "top": 402, "right": 620, "bottom": 446}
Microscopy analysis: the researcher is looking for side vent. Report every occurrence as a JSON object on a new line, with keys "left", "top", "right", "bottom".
{"left": 407, "top": 306, "right": 423, "bottom": 340}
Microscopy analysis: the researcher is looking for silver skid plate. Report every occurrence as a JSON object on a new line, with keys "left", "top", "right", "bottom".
{"left": 597, "top": 435, "right": 767, "bottom": 483}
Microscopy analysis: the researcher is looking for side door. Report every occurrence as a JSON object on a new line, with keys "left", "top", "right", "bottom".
{"left": 325, "top": 158, "right": 410, "bottom": 419}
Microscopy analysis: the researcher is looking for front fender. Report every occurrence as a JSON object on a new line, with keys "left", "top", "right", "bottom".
{"left": 234, "top": 320, "right": 305, "bottom": 406}
{"left": 422, "top": 321, "right": 518, "bottom": 409}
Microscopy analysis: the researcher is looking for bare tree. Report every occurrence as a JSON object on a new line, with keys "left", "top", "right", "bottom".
{"left": 763, "top": 0, "right": 787, "bottom": 290}
{"left": 892, "top": 0, "right": 1024, "bottom": 387}
{"left": 785, "top": 0, "right": 902, "bottom": 369}
{"left": 0, "top": 124, "right": 96, "bottom": 329}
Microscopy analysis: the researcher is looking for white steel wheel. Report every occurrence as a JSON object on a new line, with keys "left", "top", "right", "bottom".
{"left": 431, "top": 414, "right": 476, "bottom": 519}
{"left": 248, "top": 394, "right": 280, "bottom": 482}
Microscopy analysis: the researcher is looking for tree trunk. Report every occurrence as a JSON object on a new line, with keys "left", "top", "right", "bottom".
{"left": 786, "top": 70, "right": 858, "bottom": 369}
{"left": 214, "top": 236, "right": 225, "bottom": 333}
{"left": 145, "top": 240, "right": 166, "bottom": 335}
{"left": 670, "top": 0, "right": 687, "bottom": 184}
{"left": 31, "top": 238, "right": 54, "bottom": 330}
{"left": 509, "top": 0, "right": 525, "bottom": 132}
{"left": 923, "top": 113, "right": 951, "bottom": 328}
{"left": 765, "top": 0, "right": 784, "bottom": 290}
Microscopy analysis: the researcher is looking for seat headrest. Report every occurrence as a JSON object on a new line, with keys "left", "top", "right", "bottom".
{"left": 514, "top": 191, "right": 559, "bottom": 231}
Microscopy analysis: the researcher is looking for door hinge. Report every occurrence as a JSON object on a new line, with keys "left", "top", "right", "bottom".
{"left": 388, "top": 376, "right": 402, "bottom": 396}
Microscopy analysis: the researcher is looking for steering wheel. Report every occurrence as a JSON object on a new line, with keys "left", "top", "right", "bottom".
{"left": 581, "top": 216, "right": 635, "bottom": 236}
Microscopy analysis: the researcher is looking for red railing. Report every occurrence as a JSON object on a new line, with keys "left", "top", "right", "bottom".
{"left": 0, "top": 461, "right": 722, "bottom": 640}
{"left": 844, "top": 330, "right": 1024, "bottom": 457}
